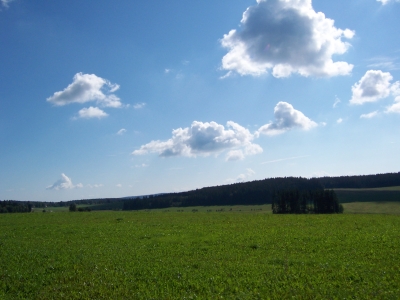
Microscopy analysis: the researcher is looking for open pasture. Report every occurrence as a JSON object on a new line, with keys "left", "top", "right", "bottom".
{"left": 1, "top": 211, "right": 399, "bottom": 299}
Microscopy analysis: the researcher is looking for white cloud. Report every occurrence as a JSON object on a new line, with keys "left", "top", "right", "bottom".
{"left": 337, "top": 118, "right": 343, "bottom": 124}
{"left": 333, "top": 97, "right": 341, "bottom": 108}
{"left": 227, "top": 168, "right": 256, "bottom": 183}
{"left": 133, "top": 103, "right": 146, "bottom": 109}
{"left": 258, "top": 102, "right": 317, "bottom": 136}
{"left": 220, "top": 0, "right": 354, "bottom": 78}
{"left": 226, "top": 150, "right": 245, "bottom": 162}
{"left": 87, "top": 184, "right": 103, "bottom": 188}
{"left": 368, "top": 56, "right": 400, "bottom": 71}
{"left": 77, "top": 107, "right": 108, "bottom": 119}
{"left": 386, "top": 102, "right": 400, "bottom": 113}
{"left": 117, "top": 128, "right": 127, "bottom": 135}
{"left": 360, "top": 111, "right": 379, "bottom": 119}
{"left": 386, "top": 94, "right": 400, "bottom": 113}
{"left": 47, "top": 73, "right": 122, "bottom": 108}
{"left": 46, "top": 173, "right": 83, "bottom": 190}
{"left": 116, "top": 184, "right": 122, "bottom": 188}
{"left": 377, "top": 0, "right": 400, "bottom": 5}
{"left": 262, "top": 155, "right": 309, "bottom": 164}
{"left": 134, "top": 164, "right": 148, "bottom": 168}
{"left": 132, "top": 121, "right": 262, "bottom": 161}
{"left": 350, "top": 70, "right": 393, "bottom": 105}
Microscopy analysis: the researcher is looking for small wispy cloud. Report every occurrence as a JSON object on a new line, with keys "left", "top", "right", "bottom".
{"left": 1, "top": 0, "right": 14, "bottom": 8}
{"left": 135, "top": 164, "right": 148, "bottom": 168}
{"left": 360, "top": 111, "right": 379, "bottom": 119}
{"left": 337, "top": 118, "right": 343, "bottom": 124}
{"left": 116, "top": 184, "right": 122, "bottom": 188}
{"left": 261, "top": 155, "right": 310, "bottom": 165}
{"left": 117, "top": 128, "right": 127, "bottom": 135}
{"left": 333, "top": 97, "right": 341, "bottom": 108}
{"left": 367, "top": 56, "right": 400, "bottom": 70}
{"left": 87, "top": 184, "right": 103, "bottom": 188}
{"left": 133, "top": 103, "right": 146, "bottom": 109}
{"left": 226, "top": 168, "right": 255, "bottom": 183}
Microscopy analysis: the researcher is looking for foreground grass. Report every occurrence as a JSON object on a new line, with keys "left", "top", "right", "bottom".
{"left": 1, "top": 212, "right": 399, "bottom": 299}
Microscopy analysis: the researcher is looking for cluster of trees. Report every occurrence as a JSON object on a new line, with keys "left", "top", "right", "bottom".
{"left": 123, "top": 177, "right": 336, "bottom": 213}
{"left": 272, "top": 189, "right": 343, "bottom": 214}
{"left": 69, "top": 203, "right": 91, "bottom": 212}
{"left": 319, "top": 172, "right": 400, "bottom": 189}
{"left": 0, "top": 201, "right": 32, "bottom": 213}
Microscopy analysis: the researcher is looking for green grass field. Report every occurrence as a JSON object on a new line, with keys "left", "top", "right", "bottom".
{"left": 342, "top": 201, "right": 400, "bottom": 214}
{"left": 1, "top": 211, "right": 399, "bottom": 299}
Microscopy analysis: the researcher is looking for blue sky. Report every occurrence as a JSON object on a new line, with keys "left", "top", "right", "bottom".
{"left": 1, "top": 0, "right": 400, "bottom": 202}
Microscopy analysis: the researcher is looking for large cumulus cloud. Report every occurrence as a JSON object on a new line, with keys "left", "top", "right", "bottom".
{"left": 350, "top": 70, "right": 394, "bottom": 105}
{"left": 258, "top": 102, "right": 317, "bottom": 135}
{"left": 349, "top": 70, "right": 400, "bottom": 116}
{"left": 220, "top": 0, "right": 354, "bottom": 78}
{"left": 133, "top": 103, "right": 317, "bottom": 161}
{"left": 349, "top": 70, "right": 400, "bottom": 112}
{"left": 47, "top": 73, "right": 122, "bottom": 108}
{"left": 132, "top": 121, "right": 263, "bottom": 161}
{"left": 46, "top": 173, "right": 83, "bottom": 190}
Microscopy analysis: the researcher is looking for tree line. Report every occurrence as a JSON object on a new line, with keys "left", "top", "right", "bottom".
{"left": 0, "top": 201, "right": 32, "bottom": 213}
{"left": 122, "top": 177, "right": 342, "bottom": 213}
{"left": 319, "top": 172, "right": 400, "bottom": 189}
{"left": 0, "top": 198, "right": 120, "bottom": 213}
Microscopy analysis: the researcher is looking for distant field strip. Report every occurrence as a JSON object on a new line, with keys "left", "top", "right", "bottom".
{"left": 334, "top": 189, "right": 400, "bottom": 203}
{"left": 1, "top": 212, "right": 399, "bottom": 299}
{"left": 334, "top": 186, "right": 400, "bottom": 191}
{"left": 342, "top": 202, "right": 400, "bottom": 214}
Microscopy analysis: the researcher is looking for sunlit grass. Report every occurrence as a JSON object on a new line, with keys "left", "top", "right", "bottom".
{"left": 1, "top": 211, "right": 399, "bottom": 299}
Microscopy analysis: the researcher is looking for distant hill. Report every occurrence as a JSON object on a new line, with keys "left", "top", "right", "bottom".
{"left": 318, "top": 172, "right": 400, "bottom": 189}
{"left": 122, "top": 172, "right": 400, "bottom": 211}
{"left": 123, "top": 177, "right": 325, "bottom": 211}
{"left": 123, "top": 193, "right": 166, "bottom": 200}
{"left": 2, "top": 172, "right": 400, "bottom": 213}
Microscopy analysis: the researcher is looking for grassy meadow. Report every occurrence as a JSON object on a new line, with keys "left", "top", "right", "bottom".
{"left": 1, "top": 210, "right": 400, "bottom": 299}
